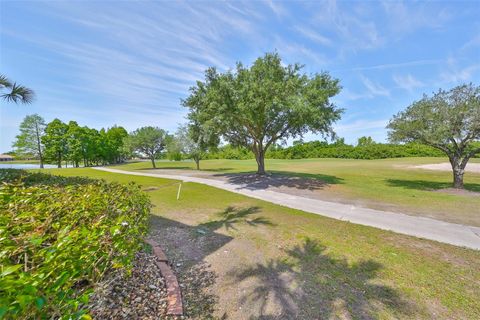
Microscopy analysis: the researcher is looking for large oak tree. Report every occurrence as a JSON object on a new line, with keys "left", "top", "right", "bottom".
{"left": 388, "top": 84, "right": 480, "bottom": 189}
{"left": 183, "top": 52, "right": 343, "bottom": 174}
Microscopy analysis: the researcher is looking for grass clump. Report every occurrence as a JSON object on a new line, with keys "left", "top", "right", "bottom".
{"left": 0, "top": 169, "right": 151, "bottom": 319}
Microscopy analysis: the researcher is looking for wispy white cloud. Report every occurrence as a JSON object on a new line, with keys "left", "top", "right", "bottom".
{"left": 381, "top": 0, "right": 452, "bottom": 35}
{"left": 440, "top": 64, "right": 480, "bottom": 84}
{"left": 265, "top": 0, "right": 287, "bottom": 18}
{"left": 273, "top": 36, "right": 329, "bottom": 67}
{"left": 360, "top": 75, "right": 390, "bottom": 97}
{"left": 342, "top": 59, "right": 443, "bottom": 72}
{"left": 293, "top": 25, "right": 332, "bottom": 46}
{"left": 461, "top": 34, "right": 480, "bottom": 52}
{"left": 2, "top": 1, "right": 264, "bottom": 117}
{"left": 393, "top": 74, "right": 424, "bottom": 92}
{"left": 312, "top": 0, "right": 383, "bottom": 51}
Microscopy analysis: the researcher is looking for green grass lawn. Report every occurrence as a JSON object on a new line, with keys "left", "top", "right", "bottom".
{"left": 111, "top": 157, "right": 480, "bottom": 226}
{"left": 47, "top": 168, "right": 480, "bottom": 319}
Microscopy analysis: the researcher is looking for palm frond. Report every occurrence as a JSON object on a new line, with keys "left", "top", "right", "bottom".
{"left": 0, "top": 74, "right": 13, "bottom": 89}
{"left": 1, "top": 82, "right": 35, "bottom": 104}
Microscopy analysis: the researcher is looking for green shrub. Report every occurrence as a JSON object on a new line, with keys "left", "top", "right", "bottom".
{"left": 265, "top": 141, "right": 445, "bottom": 160}
{"left": 0, "top": 169, "right": 151, "bottom": 319}
{"left": 201, "top": 141, "right": 478, "bottom": 160}
{"left": 167, "top": 151, "right": 183, "bottom": 161}
{"left": 205, "top": 145, "right": 254, "bottom": 160}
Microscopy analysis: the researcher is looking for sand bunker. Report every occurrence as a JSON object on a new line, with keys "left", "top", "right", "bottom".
{"left": 413, "top": 162, "right": 480, "bottom": 173}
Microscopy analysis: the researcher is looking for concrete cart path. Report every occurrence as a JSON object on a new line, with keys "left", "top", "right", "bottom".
{"left": 94, "top": 167, "right": 480, "bottom": 250}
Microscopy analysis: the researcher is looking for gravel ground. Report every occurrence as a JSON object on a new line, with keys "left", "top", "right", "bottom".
{"left": 87, "top": 251, "right": 172, "bottom": 319}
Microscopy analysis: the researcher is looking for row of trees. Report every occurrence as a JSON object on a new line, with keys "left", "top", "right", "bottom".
{"left": 125, "top": 124, "right": 217, "bottom": 170}
{"left": 12, "top": 117, "right": 213, "bottom": 170}
{"left": 13, "top": 115, "right": 128, "bottom": 168}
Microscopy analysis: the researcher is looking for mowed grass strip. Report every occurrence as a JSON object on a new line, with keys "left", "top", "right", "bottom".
{"left": 48, "top": 168, "right": 480, "bottom": 319}
{"left": 112, "top": 157, "right": 480, "bottom": 226}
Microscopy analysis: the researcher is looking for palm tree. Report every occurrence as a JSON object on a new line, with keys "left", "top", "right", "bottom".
{"left": 0, "top": 74, "right": 35, "bottom": 104}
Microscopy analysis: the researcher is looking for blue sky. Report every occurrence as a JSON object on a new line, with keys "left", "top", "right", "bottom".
{"left": 1, "top": 0, "right": 479, "bottom": 152}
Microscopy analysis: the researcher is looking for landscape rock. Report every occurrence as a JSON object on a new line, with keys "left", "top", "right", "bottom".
{"left": 87, "top": 251, "right": 169, "bottom": 319}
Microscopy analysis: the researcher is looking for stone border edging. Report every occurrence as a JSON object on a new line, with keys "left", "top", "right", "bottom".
{"left": 144, "top": 239, "right": 183, "bottom": 316}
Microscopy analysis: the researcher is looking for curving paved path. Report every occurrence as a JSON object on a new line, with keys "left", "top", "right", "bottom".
{"left": 94, "top": 167, "right": 480, "bottom": 250}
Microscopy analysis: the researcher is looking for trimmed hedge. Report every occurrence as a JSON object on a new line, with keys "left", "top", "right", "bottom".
{"left": 266, "top": 141, "right": 445, "bottom": 160}
{"left": 0, "top": 170, "right": 151, "bottom": 319}
{"left": 205, "top": 145, "right": 254, "bottom": 160}
{"left": 201, "top": 141, "right": 446, "bottom": 160}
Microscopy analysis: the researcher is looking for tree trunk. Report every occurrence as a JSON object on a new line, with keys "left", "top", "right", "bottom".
{"left": 453, "top": 170, "right": 464, "bottom": 189}
{"left": 34, "top": 121, "right": 44, "bottom": 169}
{"left": 255, "top": 147, "right": 266, "bottom": 175}
{"left": 151, "top": 157, "right": 156, "bottom": 168}
{"left": 449, "top": 157, "right": 465, "bottom": 189}
{"left": 194, "top": 157, "right": 200, "bottom": 170}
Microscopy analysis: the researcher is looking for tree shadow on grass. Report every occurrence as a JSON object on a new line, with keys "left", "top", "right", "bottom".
{"left": 214, "top": 171, "right": 343, "bottom": 191}
{"left": 198, "top": 206, "right": 275, "bottom": 232}
{"left": 386, "top": 179, "right": 480, "bottom": 193}
{"left": 148, "top": 206, "right": 274, "bottom": 318}
{"left": 228, "top": 238, "right": 416, "bottom": 319}
{"left": 149, "top": 214, "right": 232, "bottom": 318}
{"left": 203, "top": 167, "right": 236, "bottom": 172}
{"left": 137, "top": 166, "right": 193, "bottom": 170}
{"left": 138, "top": 166, "right": 236, "bottom": 172}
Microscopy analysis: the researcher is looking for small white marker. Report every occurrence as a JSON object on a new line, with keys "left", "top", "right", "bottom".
{"left": 177, "top": 183, "right": 182, "bottom": 200}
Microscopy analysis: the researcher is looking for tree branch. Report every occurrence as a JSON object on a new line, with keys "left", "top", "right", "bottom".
{"left": 461, "top": 147, "right": 480, "bottom": 169}
{"left": 421, "top": 140, "right": 452, "bottom": 156}
{"left": 265, "top": 124, "right": 291, "bottom": 150}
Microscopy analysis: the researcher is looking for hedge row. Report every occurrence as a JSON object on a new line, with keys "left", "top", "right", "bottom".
{"left": 265, "top": 141, "right": 445, "bottom": 160}
{"left": 201, "top": 141, "right": 446, "bottom": 160}
{"left": 204, "top": 145, "right": 254, "bottom": 160}
{"left": 0, "top": 170, "right": 151, "bottom": 319}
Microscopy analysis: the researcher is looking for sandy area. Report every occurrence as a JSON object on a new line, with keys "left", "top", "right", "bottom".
{"left": 412, "top": 162, "right": 480, "bottom": 173}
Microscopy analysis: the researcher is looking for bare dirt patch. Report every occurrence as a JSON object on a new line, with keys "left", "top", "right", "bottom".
{"left": 143, "top": 186, "right": 159, "bottom": 192}
{"left": 434, "top": 188, "right": 480, "bottom": 197}
{"left": 412, "top": 162, "right": 480, "bottom": 173}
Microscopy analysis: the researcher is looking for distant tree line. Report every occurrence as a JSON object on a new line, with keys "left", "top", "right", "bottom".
{"left": 265, "top": 139, "right": 448, "bottom": 160}
{"left": 13, "top": 115, "right": 128, "bottom": 168}
{"left": 197, "top": 138, "right": 451, "bottom": 160}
